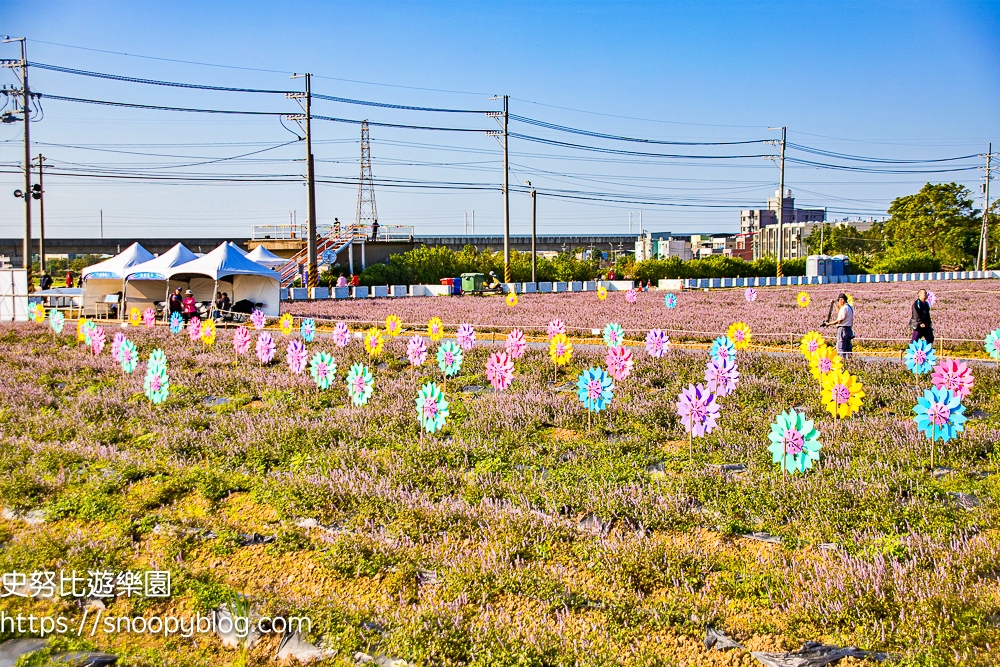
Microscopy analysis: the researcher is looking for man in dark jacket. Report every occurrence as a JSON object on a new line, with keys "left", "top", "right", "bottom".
{"left": 910, "top": 289, "right": 933, "bottom": 343}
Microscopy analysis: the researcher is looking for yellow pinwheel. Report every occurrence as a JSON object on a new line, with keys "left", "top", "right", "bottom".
{"left": 726, "top": 321, "right": 752, "bottom": 351}
{"left": 384, "top": 314, "right": 402, "bottom": 337}
{"left": 129, "top": 307, "right": 141, "bottom": 326}
{"left": 279, "top": 313, "right": 294, "bottom": 335}
{"left": 597, "top": 285, "right": 608, "bottom": 301}
{"left": 809, "top": 345, "right": 843, "bottom": 381}
{"left": 200, "top": 318, "right": 217, "bottom": 346}
{"left": 800, "top": 331, "right": 825, "bottom": 359}
{"left": 364, "top": 327, "right": 384, "bottom": 357}
{"left": 506, "top": 291, "right": 518, "bottom": 307}
{"left": 77, "top": 317, "right": 89, "bottom": 343}
{"left": 796, "top": 291, "right": 811, "bottom": 308}
{"left": 549, "top": 333, "right": 573, "bottom": 366}
{"left": 821, "top": 369, "right": 864, "bottom": 419}
{"left": 427, "top": 316, "right": 444, "bottom": 342}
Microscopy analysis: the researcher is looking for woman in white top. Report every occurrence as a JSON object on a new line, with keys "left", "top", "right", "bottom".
{"left": 823, "top": 293, "right": 854, "bottom": 357}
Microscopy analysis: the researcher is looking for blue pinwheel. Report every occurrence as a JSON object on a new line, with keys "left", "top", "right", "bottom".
{"left": 985, "top": 328, "right": 1000, "bottom": 360}
{"left": 767, "top": 409, "right": 822, "bottom": 474}
{"left": 576, "top": 367, "right": 614, "bottom": 413}
{"left": 301, "top": 318, "right": 316, "bottom": 343}
{"left": 709, "top": 336, "right": 736, "bottom": 364}
{"left": 663, "top": 292, "right": 678, "bottom": 309}
{"left": 169, "top": 312, "right": 183, "bottom": 334}
{"left": 904, "top": 339, "right": 937, "bottom": 375}
{"left": 913, "top": 386, "right": 966, "bottom": 443}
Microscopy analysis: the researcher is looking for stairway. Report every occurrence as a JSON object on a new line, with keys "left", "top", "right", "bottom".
{"left": 277, "top": 226, "right": 363, "bottom": 287}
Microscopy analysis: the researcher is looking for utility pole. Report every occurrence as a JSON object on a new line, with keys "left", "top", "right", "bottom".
{"left": 288, "top": 73, "right": 317, "bottom": 289}
{"left": 2, "top": 38, "right": 31, "bottom": 272}
{"left": 487, "top": 95, "right": 510, "bottom": 281}
{"left": 528, "top": 181, "right": 537, "bottom": 283}
{"left": 34, "top": 154, "right": 46, "bottom": 272}
{"left": 100, "top": 210, "right": 103, "bottom": 239}
{"left": 464, "top": 211, "right": 468, "bottom": 235}
{"left": 979, "top": 143, "right": 997, "bottom": 272}
{"left": 767, "top": 126, "right": 787, "bottom": 275}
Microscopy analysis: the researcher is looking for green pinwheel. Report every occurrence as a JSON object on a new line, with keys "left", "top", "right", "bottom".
{"left": 345, "top": 363, "right": 374, "bottom": 406}
{"left": 767, "top": 409, "right": 822, "bottom": 473}
{"left": 119, "top": 339, "right": 139, "bottom": 374}
{"left": 308, "top": 351, "right": 337, "bottom": 390}
{"left": 147, "top": 349, "right": 168, "bottom": 375}
{"left": 437, "top": 340, "right": 463, "bottom": 377}
{"left": 416, "top": 381, "right": 449, "bottom": 433}
{"left": 144, "top": 366, "right": 170, "bottom": 405}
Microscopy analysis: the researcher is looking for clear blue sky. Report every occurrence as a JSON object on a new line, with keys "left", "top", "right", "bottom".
{"left": 1, "top": 1, "right": 997, "bottom": 241}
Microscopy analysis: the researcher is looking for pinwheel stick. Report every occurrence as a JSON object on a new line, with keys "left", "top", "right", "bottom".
{"left": 931, "top": 422, "right": 936, "bottom": 471}
{"left": 688, "top": 429, "right": 693, "bottom": 467}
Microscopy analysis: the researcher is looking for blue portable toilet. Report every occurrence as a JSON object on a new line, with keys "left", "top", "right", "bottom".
{"left": 829, "top": 256, "right": 844, "bottom": 276}
{"left": 832, "top": 254, "right": 849, "bottom": 277}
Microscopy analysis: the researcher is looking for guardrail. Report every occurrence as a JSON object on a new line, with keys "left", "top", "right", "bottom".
{"left": 251, "top": 224, "right": 333, "bottom": 240}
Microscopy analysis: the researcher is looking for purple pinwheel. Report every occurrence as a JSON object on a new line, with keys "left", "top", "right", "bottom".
{"left": 745, "top": 288, "right": 757, "bottom": 303}
{"left": 332, "top": 321, "right": 351, "bottom": 348}
{"left": 676, "top": 383, "right": 720, "bottom": 439}
{"left": 286, "top": 339, "right": 308, "bottom": 374}
{"left": 233, "top": 326, "right": 251, "bottom": 357}
{"left": 547, "top": 319, "right": 566, "bottom": 340}
{"left": 605, "top": 345, "right": 634, "bottom": 381}
{"left": 505, "top": 329, "right": 527, "bottom": 359}
{"left": 625, "top": 288, "right": 637, "bottom": 304}
{"left": 456, "top": 323, "right": 476, "bottom": 350}
{"left": 250, "top": 309, "right": 266, "bottom": 330}
{"left": 407, "top": 335, "right": 428, "bottom": 366}
{"left": 111, "top": 331, "right": 126, "bottom": 363}
{"left": 645, "top": 329, "right": 669, "bottom": 358}
{"left": 256, "top": 332, "right": 276, "bottom": 365}
{"left": 926, "top": 290, "right": 936, "bottom": 307}
{"left": 704, "top": 357, "right": 740, "bottom": 397}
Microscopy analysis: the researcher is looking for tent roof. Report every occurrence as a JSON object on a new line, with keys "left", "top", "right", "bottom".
{"left": 228, "top": 242, "right": 249, "bottom": 256}
{"left": 166, "top": 242, "right": 279, "bottom": 281}
{"left": 123, "top": 243, "right": 199, "bottom": 280}
{"left": 81, "top": 243, "right": 155, "bottom": 280}
{"left": 246, "top": 245, "right": 287, "bottom": 266}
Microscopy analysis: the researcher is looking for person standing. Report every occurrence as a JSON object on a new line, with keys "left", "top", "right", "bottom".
{"left": 168, "top": 288, "right": 183, "bottom": 318}
{"left": 64, "top": 270, "right": 74, "bottom": 288}
{"left": 824, "top": 293, "right": 854, "bottom": 358}
{"left": 181, "top": 290, "right": 197, "bottom": 322}
{"left": 370, "top": 220, "right": 379, "bottom": 242}
{"left": 910, "top": 289, "right": 933, "bottom": 344}
{"left": 39, "top": 271, "right": 53, "bottom": 290}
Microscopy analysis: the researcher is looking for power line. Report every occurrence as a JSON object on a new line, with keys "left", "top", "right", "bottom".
{"left": 29, "top": 61, "right": 293, "bottom": 94}
{"left": 786, "top": 142, "right": 979, "bottom": 164}
{"left": 510, "top": 114, "right": 768, "bottom": 145}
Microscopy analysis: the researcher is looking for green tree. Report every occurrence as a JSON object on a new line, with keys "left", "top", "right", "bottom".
{"left": 804, "top": 222, "right": 886, "bottom": 263}
{"left": 884, "top": 182, "right": 980, "bottom": 266}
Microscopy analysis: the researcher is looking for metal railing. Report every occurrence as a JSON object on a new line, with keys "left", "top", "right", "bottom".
{"left": 251, "top": 223, "right": 333, "bottom": 240}
{"left": 252, "top": 223, "right": 412, "bottom": 242}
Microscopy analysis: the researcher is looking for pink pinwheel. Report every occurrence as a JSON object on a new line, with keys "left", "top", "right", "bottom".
{"left": 111, "top": 331, "right": 126, "bottom": 362}
{"left": 645, "top": 329, "right": 669, "bottom": 358}
{"left": 745, "top": 288, "right": 757, "bottom": 303}
{"left": 142, "top": 307, "right": 156, "bottom": 329}
{"left": 232, "top": 326, "right": 251, "bottom": 356}
{"left": 286, "top": 339, "right": 308, "bottom": 374}
{"left": 91, "top": 326, "right": 106, "bottom": 356}
{"left": 250, "top": 309, "right": 266, "bottom": 330}
{"left": 407, "top": 335, "right": 428, "bottom": 366}
{"left": 505, "top": 328, "right": 527, "bottom": 359}
{"left": 187, "top": 317, "right": 202, "bottom": 342}
{"left": 605, "top": 345, "right": 634, "bottom": 381}
{"left": 704, "top": 357, "right": 740, "bottom": 397}
{"left": 625, "top": 288, "right": 637, "bottom": 304}
{"left": 456, "top": 323, "right": 476, "bottom": 350}
{"left": 926, "top": 290, "right": 936, "bottom": 306}
{"left": 931, "top": 359, "right": 974, "bottom": 399}
{"left": 546, "top": 319, "right": 566, "bottom": 340}
{"left": 332, "top": 321, "right": 350, "bottom": 347}
{"left": 485, "top": 351, "right": 515, "bottom": 391}
{"left": 256, "top": 332, "right": 276, "bottom": 365}
{"left": 676, "top": 383, "right": 720, "bottom": 438}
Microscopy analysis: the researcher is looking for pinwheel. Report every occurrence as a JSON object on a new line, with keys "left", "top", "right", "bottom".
{"left": 286, "top": 339, "right": 308, "bottom": 374}
{"left": 846, "top": 293, "right": 854, "bottom": 306}
{"left": 809, "top": 346, "right": 842, "bottom": 381}
{"left": 986, "top": 328, "right": 1000, "bottom": 360}
{"left": 169, "top": 312, "right": 183, "bottom": 334}
{"left": 709, "top": 336, "right": 736, "bottom": 365}
{"left": 546, "top": 319, "right": 566, "bottom": 340}
{"left": 704, "top": 357, "right": 739, "bottom": 397}
{"left": 904, "top": 339, "right": 937, "bottom": 375}
{"left": 49, "top": 309, "right": 64, "bottom": 334}
{"left": 767, "top": 409, "right": 822, "bottom": 475}
{"left": 346, "top": 363, "right": 374, "bottom": 405}
{"left": 437, "top": 340, "right": 463, "bottom": 378}
{"left": 821, "top": 369, "right": 864, "bottom": 423}
{"left": 576, "top": 367, "right": 614, "bottom": 429}
{"left": 300, "top": 318, "right": 316, "bottom": 343}
{"left": 427, "top": 316, "right": 444, "bottom": 342}
{"left": 364, "top": 327, "right": 384, "bottom": 357}
{"left": 676, "top": 383, "right": 719, "bottom": 464}
{"left": 931, "top": 359, "right": 974, "bottom": 399}
{"left": 308, "top": 351, "right": 337, "bottom": 390}
{"left": 796, "top": 291, "right": 811, "bottom": 308}
{"left": 913, "top": 386, "right": 966, "bottom": 469}
{"left": 663, "top": 292, "right": 677, "bottom": 309}
{"left": 147, "top": 348, "right": 168, "bottom": 375}
{"left": 485, "top": 351, "right": 515, "bottom": 391}
{"left": 456, "top": 323, "right": 476, "bottom": 350}
{"left": 250, "top": 309, "right": 266, "bottom": 330}
{"left": 119, "top": 339, "right": 139, "bottom": 374}
{"left": 232, "top": 325, "right": 252, "bottom": 359}
{"left": 745, "top": 288, "right": 757, "bottom": 303}
{"left": 800, "top": 331, "right": 825, "bottom": 359}
{"left": 505, "top": 329, "right": 527, "bottom": 359}
{"left": 77, "top": 317, "right": 89, "bottom": 343}
{"left": 128, "top": 307, "right": 141, "bottom": 327}
{"left": 603, "top": 322, "right": 625, "bottom": 348}
{"left": 27, "top": 302, "right": 38, "bottom": 322}
{"left": 279, "top": 313, "right": 294, "bottom": 335}
{"left": 111, "top": 331, "right": 126, "bottom": 362}
{"left": 605, "top": 345, "right": 634, "bottom": 381}
{"left": 142, "top": 307, "right": 156, "bottom": 329}
{"left": 82, "top": 320, "right": 97, "bottom": 346}
{"left": 187, "top": 317, "right": 202, "bottom": 342}
{"left": 645, "top": 329, "right": 669, "bottom": 358}
{"left": 31, "top": 303, "right": 45, "bottom": 324}
{"left": 144, "top": 364, "right": 169, "bottom": 405}
{"left": 505, "top": 291, "right": 518, "bottom": 307}
{"left": 332, "top": 321, "right": 350, "bottom": 347}
{"left": 549, "top": 333, "right": 573, "bottom": 367}
{"left": 384, "top": 314, "right": 402, "bottom": 337}
{"left": 625, "top": 288, "right": 637, "bottom": 304}
{"left": 726, "top": 322, "right": 752, "bottom": 351}
{"left": 926, "top": 290, "right": 937, "bottom": 307}
{"left": 416, "top": 382, "right": 450, "bottom": 434}
{"left": 256, "top": 332, "right": 276, "bottom": 365}
{"left": 597, "top": 285, "right": 608, "bottom": 301}
{"left": 91, "top": 326, "right": 106, "bottom": 356}
{"left": 200, "top": 318, "right": 216, "bottom": 346}
{"left": 407, "top": 335, "right": 428, "bottom": 366}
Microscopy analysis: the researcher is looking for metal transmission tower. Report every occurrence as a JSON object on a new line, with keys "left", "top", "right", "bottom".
{"left": 356, "top": 120, "right": 378, "bottom": 234}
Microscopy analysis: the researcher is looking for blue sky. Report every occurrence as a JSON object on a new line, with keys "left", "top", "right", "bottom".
{"left": 1, "top": 1, "right": 997, "bottom": 241}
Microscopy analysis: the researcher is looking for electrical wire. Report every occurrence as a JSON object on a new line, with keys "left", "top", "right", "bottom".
{"left": 29, "top": 62, "right": 294, "bottom": 94}
{"left": 787, "top": 142, "right": 979, "bottom": 164}
{"left": 510, "top": 114, "right": 768, "bottom": 145}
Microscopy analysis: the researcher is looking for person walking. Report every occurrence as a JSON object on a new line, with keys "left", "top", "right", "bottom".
{"left": 823, "top": 293, "right": 855, "bottom": 358}
{"left": 910, "top": 289, "right": 933, "bottom": 344}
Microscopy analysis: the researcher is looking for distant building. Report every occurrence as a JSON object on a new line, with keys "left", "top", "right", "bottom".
{"left": 635, "top": 232, "right": 692, "bottom": 262}
{"left": 741, "top": 190, "right": 826, "bottom": 260}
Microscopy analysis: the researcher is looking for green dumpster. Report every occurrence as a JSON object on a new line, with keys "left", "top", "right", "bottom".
{"left": 460, "top": 273, "right": 484, "bottom": 293}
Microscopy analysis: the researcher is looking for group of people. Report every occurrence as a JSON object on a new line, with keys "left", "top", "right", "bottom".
{"left": 820, "top": 288, "right": 934, "bottom": 359}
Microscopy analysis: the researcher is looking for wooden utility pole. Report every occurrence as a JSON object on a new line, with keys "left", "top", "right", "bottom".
{"left": 288, "top": 73, "right": 317, "bottom": 288}
{"left": 979, "top": 143, "right": 996, "bottom": 271}
{"left": 2, "top": 38, "right": 31, "bottom": 270}
{"left": 35, "top": 154, "right": 46, "bottom": 272}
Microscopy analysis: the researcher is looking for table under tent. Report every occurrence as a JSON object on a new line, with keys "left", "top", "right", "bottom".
{"left": 121, "top": 243, "right": 199, "bottom": 319}
{"left": 162, "top": 242, "right": 281, "bottom": 318}
{"left": 80, "top": 243, "right": 155, "bottom": 318}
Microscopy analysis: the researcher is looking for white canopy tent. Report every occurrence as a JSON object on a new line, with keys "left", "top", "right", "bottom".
{"left": 122, "top": 243, "right": 199, "bottom": 315}
{"left": 165, "top": 242, "right": 281, "bottom": 316}
{"left": 246, "top": 245, "right": 287, "bottom": 268}
{"left": 81, "top": 243, "right": 155, "bottom": 316}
